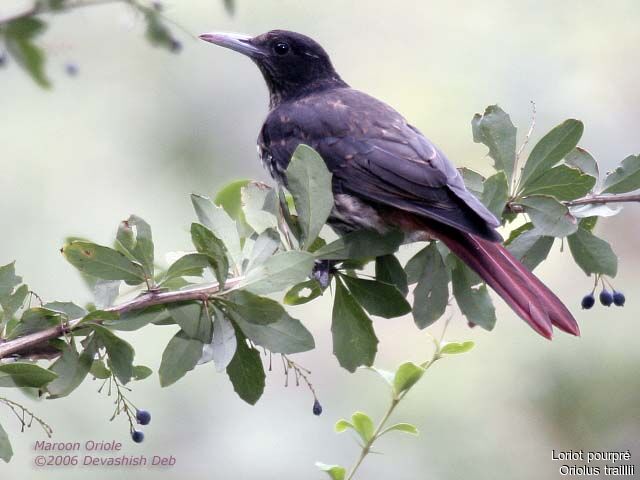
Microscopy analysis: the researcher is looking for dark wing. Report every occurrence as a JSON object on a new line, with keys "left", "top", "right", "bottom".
{"left": 259, "top": 88, "right": 501, "bottom": 241}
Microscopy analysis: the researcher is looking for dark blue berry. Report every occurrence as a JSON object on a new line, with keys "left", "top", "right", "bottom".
{"left": 581, "top": 293, "right": 595, "bottom": 309}
{"left": 65, "top": 63, "right": 78, "bottom": 76}
{"left": 312, "top": 399, "right": 322, "bottom": 416}
{"left": 169, "top": 39, "right": 182, "bottom": 53}
{"left": 131, "top": 430, "right": 144, "bottom": 443}
{"left": 136, "top": 409, "right": 151, "bottom": 425}
{"left": 612, "top": 291, "right": 625, "bottom": 307}
{"left": 0, "top": 52, "right": 6, "bottom": 67}
{"left": 599, "top": 289, "right": 613, "bottom": 307}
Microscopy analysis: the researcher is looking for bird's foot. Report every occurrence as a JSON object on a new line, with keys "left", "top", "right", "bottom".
{"left": 312, "top": 259, "right": 336, "bottom": 289}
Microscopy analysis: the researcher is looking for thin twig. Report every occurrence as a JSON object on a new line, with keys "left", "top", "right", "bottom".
{"left": 0, "top": 396, "right": 53, "bottom": 437}
{"left": 507, "top": 192, "right": 640, "bottom": 213}
{"left": 513, "top": 101, "right": 537, "bottom": 194}
{"left": 345, "top": 347, "right": 442, "bottom": 480}
{"left": 0, "top": 0, "right": 124, "bottom": 26}
{"left": 0, "top": 276, "right": 244, "bottom": 360}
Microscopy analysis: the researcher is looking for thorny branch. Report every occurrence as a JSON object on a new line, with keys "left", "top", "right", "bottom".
{"left": 0, "top": 276, "right": 244, "bottom": 360}
{"left": 507, "top": 192, "right": 640, "bottom": 214}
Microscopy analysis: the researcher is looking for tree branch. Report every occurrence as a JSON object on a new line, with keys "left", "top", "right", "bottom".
{"left": 0, "top": 0, "right": 131, "bottom": 27}
{"left": 507, "top": 192, "right": 640, "bottom": 213}
{"left": 0, "top": 276, "right": 244, "bottom": 360}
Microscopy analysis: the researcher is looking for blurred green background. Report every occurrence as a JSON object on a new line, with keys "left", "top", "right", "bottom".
{"left": 1, "top": 0, "right": 639, "bottom": 478}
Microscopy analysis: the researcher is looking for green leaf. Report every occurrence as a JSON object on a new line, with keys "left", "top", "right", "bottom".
{"left": 277, "top": 187, "right": 303, "bottom": 244}
{"left": 226, "top": 333, "right": 265, "bottom": 405}
{"left": 405, "top": 244, "right": 431, "bottom": 285}
{"left": 519, "top": 119, "right": 584, "bottom": 188}
{"left": 565, "top": 147, "right": 599, "bottom": 179}
{"left": 133, "top": 365, "right": 153, "bottom": 380}
{"left": 167, "top": 302, "right": 212, "bottom": 343}
{"left": 90, "top": 360, "right": 111, "bottom": 379}
{"left": 315, "top": 229, "right": 404, "bottom": 260}
{"left": 115, "top": 215, "right": 154, "bottom": 280}
{"left": 567, "top": 228, "right": 618, "bottom": 277}
{"left": 471, "top": 105, "right": 517, "bottom": 183}
{"left": 440, "top": 341, "right": 475, "bottom": 355}
{"left": 245, "top": 229, "right": 280, "bottom": 272}
{"left": 580, "top": 216, "right": 598, "bottom": 231}
{"left": 506, "top": 229, "right": 554, "bottom": 271}
{"left": 340, "top": 274, "right": 411, "bottom": 319}
{"left": 283, "top": 280, "right": 323, "bottom": 305}
{"left": 504, "top": 222, "right": 534, "bottom": 246}
{"left": 94, "top": 279, "right": 120, "bottom": 309}
{"left": 191, "top": 223, "right": 229, "bottom": 286}
{"left": 6, "top": 307, "right": 60, "bottom": 340}
{"left": 235, "top": 310, "right": 315, "bottom": 354}
{"left": 351, "top": 411, "right": 375, "bottom": 442}
{"left": 375, "top": 255, "right": 408, "bottom": 296}
{"left": 412, "top": 243, "right": 449, "bottom": 329}
{"left": 62, "top": 241, "right": 146, "bottom": 284}
{"left": 91, "top": 325, "right": 134, "bottom": 384}
{"left": 215, "top": 179, "right": 250, "bottom": 219}
{"left": 459, "top": 167, "right": 485, "bottom": 198}
{"left": 517, "top": 195, "right": 578, "bottom": 237}
{"left": 451, "top": 259, "right": 496, "bottom": 330}
{"left": 519, "top": 164, "right": 596, "bottom": 200}
{"left": 315, "top": 463, "right": 346, "bottom": 480}
{"left": 158, "top": 330, "right": 203, "bottom": 387}
{"left": 602, "top": 154, "right": 640, "bottom": 194}
{"left": 481, "top": 171, "right": 509, "bottom": 221}
{"left": 191, "top": 194, "right": 243, "bottom": 269}
{"left": 0, "top": 421, "right": 13, "bottom": 463}
{"left": 331, "top": 278, "right": 378, "bottom": 372}
{"left": 227, "top": 295, "right": 315, "bottom": 354}
{"left": 393, "top": 362, "right": 425, "bottom": 395}
{"left": 43, "top": 301, "right": 87, "bottom": 319}
{"left": 0, "top": 262, "right": 27, "bottom": 332}
{"left": 223, "top": 0, "right": 236, "bottom": 15}
{"left": 4, "top": 18, "right": 50, "bottom": 88}
{"left": 285, "top": 144, "right": 334, "bottom": 248}
{"left": 239, "top": 251, "right": 314, "bottom": 295}
{"left": 46, "top": 337, "right": 96, "bottom": 398}
{"left": 0, "top": 262, "right": 22, "bottom": 300}
{"left": 77, "top": 309, "right": 119, "bottom": 326}
{"left": 0, "top": 362, "right": 58, "bottom": 388}
{"left": 208, "top": 306, "right": 237, "bottom": 371}
{"left": 224, "top": 290, "right": 284, "bottom": 325}
{"left": 380, "top": 423, "right": 419, "bottom": 436}
{"left": 242, "top": 182, "right": 279, "bottom": 234}
{"left": 334, "top": 419, "right": 354, "bottom": 433}
{"left": 141, "top": 6, "right": 178, "bottom": 53}
{"left": 163, "top": 253, "right": 210, "bottom": 282}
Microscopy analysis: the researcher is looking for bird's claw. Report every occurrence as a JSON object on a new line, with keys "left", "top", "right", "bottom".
{"left": 312, "top": 259, "right": 335, "bottom": 289}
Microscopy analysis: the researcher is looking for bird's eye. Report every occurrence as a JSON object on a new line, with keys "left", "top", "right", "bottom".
{"left": 274, "top": 42, "right": 290, "bottom": 55}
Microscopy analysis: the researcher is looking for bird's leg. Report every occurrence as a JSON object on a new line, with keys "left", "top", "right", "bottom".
{"left": 312, "top": 259, "right": 336, "bottom": 289}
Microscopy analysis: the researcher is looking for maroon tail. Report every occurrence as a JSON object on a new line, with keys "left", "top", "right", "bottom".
{"left": 435, "top": 228, "right": 579, "bottom": 339}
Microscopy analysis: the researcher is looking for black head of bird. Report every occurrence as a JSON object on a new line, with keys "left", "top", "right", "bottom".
{"left": 199, "top": 30, "right": 347, "bottom": 106}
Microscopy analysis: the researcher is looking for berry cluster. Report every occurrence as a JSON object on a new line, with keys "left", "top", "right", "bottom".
{"left": 581, "top": 289, "right": 625, "bottom": 309}
{"left": 131, "top": 409, "right": 152, "bottom": 443}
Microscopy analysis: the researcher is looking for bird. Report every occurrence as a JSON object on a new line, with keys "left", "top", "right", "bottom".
{"left": 199, "top": 30, "right": 579, "bottom": 339}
